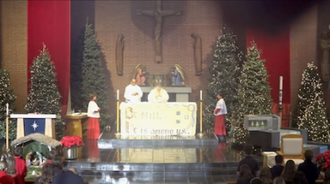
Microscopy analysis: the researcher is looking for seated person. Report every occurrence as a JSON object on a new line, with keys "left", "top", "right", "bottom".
{"left": 148, "top": 85, "right": 169, "bottom": 103}
{"left": 124, "top": 79, "right": 143, "bottom": 103}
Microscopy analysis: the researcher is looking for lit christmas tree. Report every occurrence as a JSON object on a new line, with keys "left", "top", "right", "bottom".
{"left": 81, "top": 23, "right": 111, "bottom": 127}
{"left": 231, "top": 41, "right": 272, "bottom": 146}
{"left": 203, "top": 27, "right": 242, "bottom": 133}
{"left": 0, "top": 69, "right": 17, "bottom": 139}
{"left": 296, "top": 62, "right": 329, "bottom": 142}
{"left": 25, "top": 45, "right": 64, "bottom": 139}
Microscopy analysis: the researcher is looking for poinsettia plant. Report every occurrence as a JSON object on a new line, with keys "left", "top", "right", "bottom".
{"left": 60, "top": 136, "right": 84, "bottom": 148}
{"left": 315, "top": 150, "right": 330, "bottom": 171}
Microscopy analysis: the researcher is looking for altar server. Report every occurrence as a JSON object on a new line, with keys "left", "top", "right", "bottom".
{"left": 124, "top": 79, "right": 143, "bottom": 103}
{"left": 214, "top": 93, "right": 227, "bottom": 142}
{"left": 148, "top": 85, "right": 169, "bottom": 103}
{"left": 87, "top": 94, "right": 100, "bottom": 139}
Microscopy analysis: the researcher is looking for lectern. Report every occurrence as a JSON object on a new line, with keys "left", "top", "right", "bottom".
{"left": 10, "top": 114, "right": 56, "bottom": 139}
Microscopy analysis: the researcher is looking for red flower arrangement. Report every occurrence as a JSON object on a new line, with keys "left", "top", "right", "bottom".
{"left": 315, "top": 150, "right": 330, "bottom": 171}
{"left": 60, "top": 136, "right": 84, "bottom": 148}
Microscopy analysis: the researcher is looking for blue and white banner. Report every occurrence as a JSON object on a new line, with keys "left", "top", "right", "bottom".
{"left": 24, "top": 118, "right": 45, "bottom": 135}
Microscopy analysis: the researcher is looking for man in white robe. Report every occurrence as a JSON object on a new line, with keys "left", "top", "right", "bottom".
{"left": 124, "top": 79, "right": 143, "bottom": 103}
{"left": 148, "top": 85, "right": 169, "bottom": 103}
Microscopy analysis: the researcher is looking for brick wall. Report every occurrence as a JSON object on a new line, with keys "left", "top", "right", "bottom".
{"left": 93, "top": 0, "right": 223, "bottom": 113}
{"left": 0, "top": 1, "right": 27, "bottom": 113}
{"left": 1, "top": 1, "right": 328, "bottom": 117}
{"left": 290, "top": 4, "right": 318, "bottom": 111}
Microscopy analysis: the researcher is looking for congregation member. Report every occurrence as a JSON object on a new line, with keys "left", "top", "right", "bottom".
{"left": 13, "top": 147, "right": 27, "bottom": 183}
{"left": 281, "top": 160, "right": 296, "bottom": 184}
{"left": 260, "top": 167, "right": 273, "bottom": 184}
{"left": 237, "top": 144, "right": 260, "bottom": 177}
{"left": 124, "top": 78, "right": 143, "bottom": 103}
{"left": 237, "top": 164, "right": 255, "bottom": 184}
{"left": 270, "top": 155, "right": 284, "bottom": 179}
{"left": 34, "top": 163, "right": 56, "bottom": 184}
{"left": 297, "top": 150, "right": 319, "bottom": 184}
{"left": 51, "top": 157, "right": 84, "bottom": 184}
{"left": 213, "top": 93, "right": 227, "bottom": 142}
{"left": 293, "top": 170, "right": 308, "bottom": 184}
{"left": 273, "top": 177, "right": 286, "bottom": 184}
{"left": 148, "top": 85, "right": 169, "bottom": 103}
{"left": 87, "top": 94, "right": 101, "bottom": 139}
{"left": 0, "top": 161, "right": 15, "bottom": 184}
{"left": 6, "top": 156, "right": 24, "bottom": 184}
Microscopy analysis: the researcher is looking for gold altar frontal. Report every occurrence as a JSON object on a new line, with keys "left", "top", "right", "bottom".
{"left": 120, "top": 102, "right": 197, "bottom": 136}
{"left": 65, "top": 113, "right": 88, "bottom": 137}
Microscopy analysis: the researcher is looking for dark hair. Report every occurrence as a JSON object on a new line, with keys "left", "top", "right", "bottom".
{"left": 250, "top": 177, "right": 262, "bottom": 184}
{"left": 275, "top": 155, "right": 284, "bottom": 164}
{"left": 51, "top": 156, "right": 63, "bottom": 170}
{"left": 304, "top": 150, "right": 313, "bottom": 160}
{"left": 281, "top": 159, "right": 296, "bottom": 182}
{"left": 90, "top": 93, "right": 96, "bottom": 100}
{"left": 244, "top": 144, "right": 253, "bottom": 155}
{"left": 38, "top": 163, "right": 55, "bottom": 184}
{"left": 217, "top": 93, "right": 224, "bottom": 98}
{"left": 14, "top": 147, "right": 23, "bottom": 157}
{"left": 47, "top": 149, "right": 59, "bottom": 160}
{"left": 293, "top": 170, "right": 308, "bottom": 184}
{"left": 259, "top": 167, "right": 272, "bottom": 184}
{"left": 5, "top": 157, "right": 16, "bottom": 176}
{"left": 239, "top": 164, "right": 254, "bottom": 179}
{"left": 273, "top": 176, "right": 285, "bottom": 184}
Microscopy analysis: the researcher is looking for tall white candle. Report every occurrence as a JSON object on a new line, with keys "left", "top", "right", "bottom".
{"left": 117, "top": 90, "right": 119, "bottom": 101}
{"left": 6, "top": 103, "right": 8, "bottom": 116}
{"left": 200, "top": 90, "right": 202, "bottom": 101}
{"left": 279, "top": 76, "right": 283, "bottom": 91}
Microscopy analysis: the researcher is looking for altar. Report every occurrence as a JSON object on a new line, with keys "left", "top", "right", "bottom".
{"left": 120, "top": 102, "right": 197, "bottom": 136}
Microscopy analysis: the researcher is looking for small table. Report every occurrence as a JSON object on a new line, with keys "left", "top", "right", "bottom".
{"left": 65, "top": 113, "right": 88, "bottom": 137}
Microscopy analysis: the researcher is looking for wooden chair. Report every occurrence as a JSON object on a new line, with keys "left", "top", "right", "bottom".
{"left": 276, "top": 134, "right": 304, "bottom": 165}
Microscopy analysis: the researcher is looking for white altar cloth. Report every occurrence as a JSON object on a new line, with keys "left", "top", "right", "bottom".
{"left": 120, "top": 102, "right": 197, "bottom": 136}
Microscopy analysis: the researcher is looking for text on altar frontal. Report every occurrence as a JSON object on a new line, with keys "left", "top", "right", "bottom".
{"left": 120, "top": 102, "right": 197, "bottom": 136}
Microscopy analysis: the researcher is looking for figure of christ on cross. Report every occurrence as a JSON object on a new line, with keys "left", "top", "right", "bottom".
{"left": 137, "top": 0, "right": 181, "bottom": 64}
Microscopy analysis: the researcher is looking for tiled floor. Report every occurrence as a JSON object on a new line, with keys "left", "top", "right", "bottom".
{"left": 64, "top": 131, "right": 263, "bottom": 184}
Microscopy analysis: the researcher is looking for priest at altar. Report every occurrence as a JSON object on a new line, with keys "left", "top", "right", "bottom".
{"left": 124, "top": 79, "right": 143, "bottom": 103}
{"left": 147, "top": 85, "right": 169, "bottom": 103}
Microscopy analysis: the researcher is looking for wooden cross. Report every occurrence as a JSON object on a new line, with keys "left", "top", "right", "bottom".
{"left": 137, "top": 0, "right": 181, "bottom": 64}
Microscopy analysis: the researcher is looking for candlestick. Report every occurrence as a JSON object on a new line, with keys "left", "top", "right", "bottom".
{"left": 279, "top": 76, "right": 283, "bottom": 91}
{"left": 117, "top": 90, "right": 119, "bottom": 101}
{"left": 200, "top": 90, "right": 202, "bottom": 101}
{"left": 6, "top": 103, "right": 8, "bottom": 116}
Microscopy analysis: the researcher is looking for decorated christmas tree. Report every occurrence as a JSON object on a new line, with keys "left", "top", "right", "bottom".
{"left": 203, "top": 27, "right": 242, "bottom": 133}
{"left": 231, "top": 41, "right": 272, "bottom": 146}
{"left": 296, "top": 62, "right": 329, "bottom": 142}
{"left": 25, "top": 45, "right": 64, "bottom": 139}
{"left": 0, "top": 69, "right": 17, "bottom": 139}
{"left": 81, "top": 23, "right": 111, "bottom": 127}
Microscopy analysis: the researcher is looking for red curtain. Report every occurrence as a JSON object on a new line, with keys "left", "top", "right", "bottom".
{"left": 27, "top": 0, "right": 71, "bottom": 115}
{"left": 246, "top": 28, "right": 290, "bottom": 104}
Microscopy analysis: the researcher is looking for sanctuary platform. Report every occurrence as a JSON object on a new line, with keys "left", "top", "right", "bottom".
{"left": 63, "top": 129, "right": 263, "bottom": 184}
{"left": 61, "top": 128, "right": 329, "bottom": 184}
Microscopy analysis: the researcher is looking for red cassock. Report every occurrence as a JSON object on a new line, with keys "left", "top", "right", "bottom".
{"left": 88, "top": 117, "right": 100, "bottom": 139}
{"left": 214, "top": 108, "right": 226, "bottom": 136}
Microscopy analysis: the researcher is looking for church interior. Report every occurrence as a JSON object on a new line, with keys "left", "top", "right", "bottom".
{"left": 1, "top": 0, "right": 330, "bottom": 184}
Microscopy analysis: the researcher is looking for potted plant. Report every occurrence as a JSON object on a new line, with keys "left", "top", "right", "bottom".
{"left": 60, "top": 136, "right": 84, "bottom": 159}
{"left": 316, "top": 150, "right": 330, "bottom": 172}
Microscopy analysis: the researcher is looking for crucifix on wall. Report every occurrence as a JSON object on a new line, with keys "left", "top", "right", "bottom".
{"left": 137, "top": 0, "right": 181, "bottom": 64}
